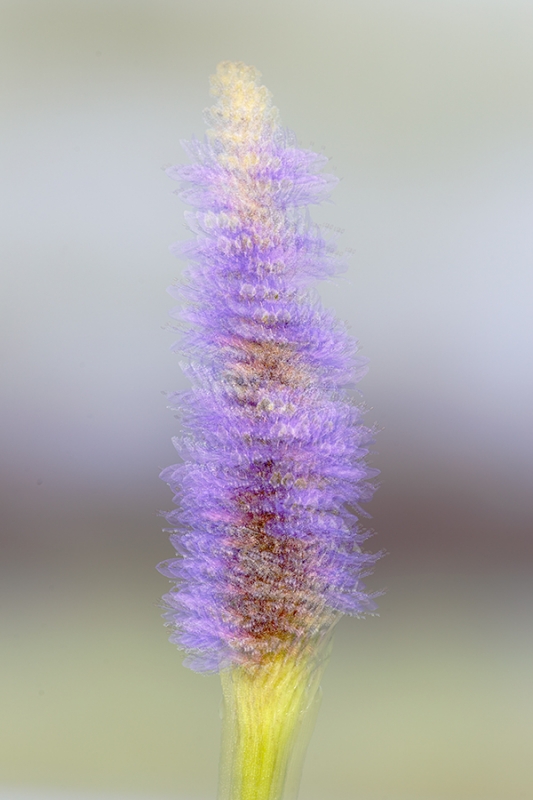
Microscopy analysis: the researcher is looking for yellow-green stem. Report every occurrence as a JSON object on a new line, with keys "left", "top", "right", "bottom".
{"left": 218, "top": 647, "right": 330, "bottom": 800}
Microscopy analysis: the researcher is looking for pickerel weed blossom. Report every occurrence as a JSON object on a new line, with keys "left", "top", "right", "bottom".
{"left": 159, "top": 62, "right": 380, "bottom": 800}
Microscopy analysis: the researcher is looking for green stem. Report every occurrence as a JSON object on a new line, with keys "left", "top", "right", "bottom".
{"left": 218, "top": 646, "right": 330, "bottom": 800}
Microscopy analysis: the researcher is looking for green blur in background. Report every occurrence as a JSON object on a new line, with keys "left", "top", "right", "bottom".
{"left": 1, "top": 1, "right": 533, "bottom": 799}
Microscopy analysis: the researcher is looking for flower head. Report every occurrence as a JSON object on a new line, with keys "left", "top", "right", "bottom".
{"left": 159, "top": 62, "right": 379, "bottom": 674}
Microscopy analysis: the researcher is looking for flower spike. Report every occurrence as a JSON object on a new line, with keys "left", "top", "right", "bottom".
{"left": 159, "top": 61, "right": 380, "bottom": 800}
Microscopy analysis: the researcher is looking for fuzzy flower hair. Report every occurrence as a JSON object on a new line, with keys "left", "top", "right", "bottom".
{"left": 158, "top": 62, "right": 379, "bottom": 674}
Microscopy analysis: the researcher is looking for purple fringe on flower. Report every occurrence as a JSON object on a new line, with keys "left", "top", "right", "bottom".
{"left": 158, "top": 62, "right": 380, "bottom": 673}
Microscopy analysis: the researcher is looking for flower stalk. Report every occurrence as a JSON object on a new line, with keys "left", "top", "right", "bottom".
{"left": 219, "top": 644, "right": 331, "bottom": 800}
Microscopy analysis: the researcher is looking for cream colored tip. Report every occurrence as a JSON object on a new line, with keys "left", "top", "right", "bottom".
{"left": 207, "top": 61, "right": 279, "bottom": 147}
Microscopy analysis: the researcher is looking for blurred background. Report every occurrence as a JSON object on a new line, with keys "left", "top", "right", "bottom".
{"left": 1, "top": 1, "right": 532, "bottom": 799}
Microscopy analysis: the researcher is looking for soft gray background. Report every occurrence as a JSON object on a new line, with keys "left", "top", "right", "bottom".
{"left": 1, "top": 1, "right": 532, "bottom": 799}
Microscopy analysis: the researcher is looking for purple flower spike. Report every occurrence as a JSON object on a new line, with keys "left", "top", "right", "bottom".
{"left": 159, "top": 62, "right": 380, "bottom": 674}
